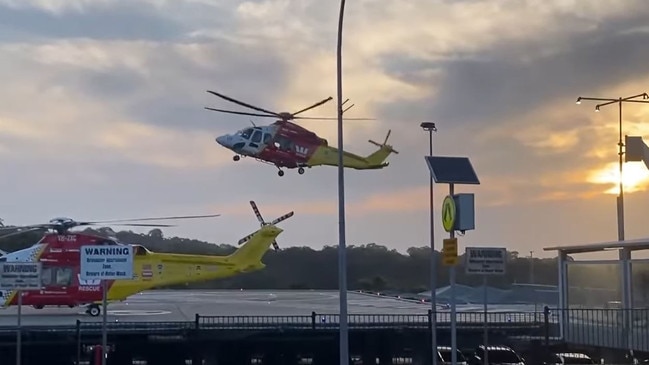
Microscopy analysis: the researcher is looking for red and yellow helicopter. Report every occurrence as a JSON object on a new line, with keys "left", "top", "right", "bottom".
{"left": 0, "top": 201, "right": 293, "bottom": 316}
{"left": 204, "top": 90, "right": 399, "bottom": 177}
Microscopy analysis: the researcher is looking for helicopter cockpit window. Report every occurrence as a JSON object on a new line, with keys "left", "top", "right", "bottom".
{"left": 238, "top": 128, "right": 253, "bottom": 140}
{"left": 263, "top": 133, "right": 271, "bottom": 144}
{"left": 251, "top": 130, "right": 262, "bottom": 143}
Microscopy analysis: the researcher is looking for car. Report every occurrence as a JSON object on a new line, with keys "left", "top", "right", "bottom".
{"left": 438, "top": 346, "right": 468, "bottom": 365}
{"left": 543, "top": 352, "right": 596, "bottom": 365}
{"left": 469, "top": 345, "right": 525, "bottom": 365}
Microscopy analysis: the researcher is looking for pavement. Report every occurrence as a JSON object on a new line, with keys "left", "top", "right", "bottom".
{"left": 0, "top": 289, "right": 542, "bottom": 326}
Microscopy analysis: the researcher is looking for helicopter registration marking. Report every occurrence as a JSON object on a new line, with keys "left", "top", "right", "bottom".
{"left": 57, "top": 235, "right": 76, "bottom": 242}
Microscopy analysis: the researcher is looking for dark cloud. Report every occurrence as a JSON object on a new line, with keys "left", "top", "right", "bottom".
{"left": 0, "top": 2, "right": 191, "bottom": 42}
{"left": 376, "top": 16, "right": 649, "bottom": 130}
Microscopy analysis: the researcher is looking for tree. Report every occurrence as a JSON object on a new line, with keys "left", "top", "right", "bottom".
{"left": 0, "top": 227, "right": 573, "bottom": 291}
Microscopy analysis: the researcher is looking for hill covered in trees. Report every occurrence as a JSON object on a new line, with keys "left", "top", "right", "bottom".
{"left": 1, "top": 227, "right": 647, "bottom": 300}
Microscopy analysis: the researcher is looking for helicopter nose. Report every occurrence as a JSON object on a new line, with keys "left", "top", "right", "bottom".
{"left": 215, "top": 135, "right": 229, "bottom": 147}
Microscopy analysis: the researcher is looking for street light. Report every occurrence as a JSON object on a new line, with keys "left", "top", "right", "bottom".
{"left": 336, "top": 1, "right": 349, "bottom": 365}
{"left": 420, "top": 121, "right": 438, "bottom": 365}
{"left": 576, "top": 93, "right": 649, "bottom": 242}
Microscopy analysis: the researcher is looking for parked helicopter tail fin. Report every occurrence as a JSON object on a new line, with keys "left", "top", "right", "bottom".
{"left": 227, "top": 225, "right": 283, "bottom": 271}
{"left": 365, "top": 129, "right": 399, "bottom": 167}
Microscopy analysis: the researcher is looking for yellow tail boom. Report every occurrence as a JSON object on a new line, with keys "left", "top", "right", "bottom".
{"left": 107, "top": 225, "right": 283, "bottom": 301}
{"left": 306, "top": 129, "right": 398, "bottom": 169}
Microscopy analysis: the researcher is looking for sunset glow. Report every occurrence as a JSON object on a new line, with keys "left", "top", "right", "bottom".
{"left": 588, "top": 162, "right": 649, "bottom": 194}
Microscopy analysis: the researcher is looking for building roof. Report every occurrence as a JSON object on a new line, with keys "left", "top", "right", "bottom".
{"left": 543, "top": 237, "right": 649, "bottom": 254}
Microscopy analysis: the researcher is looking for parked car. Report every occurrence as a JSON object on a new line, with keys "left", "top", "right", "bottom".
{"left": 468, "top": 345, "right": 525, "bottom": 365}
{"left": 543, "top": 352, "right": 596, "bottom": 365}
{"left": 438, "top": 346, "right": 468, "bottom": 365}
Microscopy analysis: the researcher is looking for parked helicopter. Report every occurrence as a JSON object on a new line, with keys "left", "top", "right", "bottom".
{"left": 0, "top": 201, "right": 293, "bottom": 316}
{"left": 204, "top": 90, "right": 399, "bottom": 176}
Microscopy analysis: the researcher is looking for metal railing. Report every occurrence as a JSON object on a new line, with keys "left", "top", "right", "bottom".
{"left": 0, "top": 307, "right": 645, "bottom": 352}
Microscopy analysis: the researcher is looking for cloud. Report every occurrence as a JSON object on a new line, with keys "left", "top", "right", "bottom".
{"left": 2, "top": 0, "right": 649, "bottom": 255}
{"left": 0, "top": 1, "right": 185, "bottom": 42}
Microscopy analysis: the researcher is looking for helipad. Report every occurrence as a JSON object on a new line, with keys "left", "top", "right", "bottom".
{"left": 0, "top": 289, "right": 539, "bottom": 327}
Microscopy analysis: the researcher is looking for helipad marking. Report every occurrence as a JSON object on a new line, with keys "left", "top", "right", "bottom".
{"left": 108, "top": 310, "right": 171, "bottom": 316}
{"left": 77, "top": 309, "right": 171, "bottom": 316}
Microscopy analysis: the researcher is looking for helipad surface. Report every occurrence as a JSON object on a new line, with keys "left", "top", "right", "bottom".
{"left": 0, "top": 290, "right": 539, "bottom": 326}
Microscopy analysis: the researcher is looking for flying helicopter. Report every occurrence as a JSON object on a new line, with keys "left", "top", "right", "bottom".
{"left": 204, "top": 90, "right": 399, "bottom": 176}
{"left": 0, "top": 201, "right": 293, "bottom": 316}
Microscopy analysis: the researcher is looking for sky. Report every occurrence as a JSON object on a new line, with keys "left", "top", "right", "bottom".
{"left": 2, "top": 0, "right": 649, "bottom": 260}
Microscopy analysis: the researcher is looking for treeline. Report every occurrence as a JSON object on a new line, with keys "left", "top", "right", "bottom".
{"left": 1, "top": 227, "right": 647, "bottom": 295}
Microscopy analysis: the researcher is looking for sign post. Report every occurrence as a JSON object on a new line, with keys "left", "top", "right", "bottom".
{"left": 425, "top": 155, "right": 480, "bottom": 365}
{"left": 80, "top": 245, "right": 134, "bottom": 365}
{"left": 465, "top": 247, "right": 506, "bottom": 365}
{"left": 0, "top": 262, "right": 42, "bottom": 365}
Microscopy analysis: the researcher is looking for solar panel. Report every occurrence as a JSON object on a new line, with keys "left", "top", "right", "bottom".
{"left": 425, "top": 156, "right": 480, "bottom": 185}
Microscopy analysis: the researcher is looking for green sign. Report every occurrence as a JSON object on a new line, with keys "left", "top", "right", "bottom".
{"left": 441, "top": 195, "right": 456, "bottom": 232}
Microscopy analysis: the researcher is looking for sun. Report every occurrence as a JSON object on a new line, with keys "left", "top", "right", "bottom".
{"left": 588, "top": 162, "right": 649, "bottom": 194}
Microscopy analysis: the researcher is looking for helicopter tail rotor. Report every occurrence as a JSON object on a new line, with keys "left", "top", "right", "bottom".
{"left": 237, "top": 200, "right": 294, "bottom": 250}
{"left": 368, "top": 129, "right": 399, "bottom": 154}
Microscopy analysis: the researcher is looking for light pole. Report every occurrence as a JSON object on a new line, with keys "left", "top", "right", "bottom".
{"left": 576, "top": 93, "right": 649, "bottom": 242}
{"left": 421, "top": 121, "right": 438, "bottom": 365}
{"left": 529, "top": 251, "right": 534, "bottom": 284}
{"left": 336, "top": 1, "right": 349, "bottom": 365}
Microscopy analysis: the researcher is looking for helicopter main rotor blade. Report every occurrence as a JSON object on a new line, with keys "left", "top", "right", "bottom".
{"left": 0, "top": 227, "right": 44, "bottom": 240}
{"left": 293, "top": 116, "right": 376, "bottom": 121}
{"left": 111, "top": 223, "right": 176, "bottom": 227}
{"left": 291, "top": 97, "right": 333, "bottom": 117}
{"left": 206, "top": 90, "right": 281, "bottom": 118}
{"left": 85, "top": 214, "right": 220, "bottom": 224}
{"left": 204, "top": 107, "right": 276, "bottom": 118}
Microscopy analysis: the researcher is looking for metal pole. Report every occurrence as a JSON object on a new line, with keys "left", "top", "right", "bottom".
{"left": 16, "top": 290, "right": 21, "bottom": 365}
{"left": 76, "top": 320, "right": 82, "bottom": 365}
{"left": 336, "top": 1, "right": 349, "bottom": 365}
{"left": 529, "top": 251, "right": 534, "bottom": 284}
{"left": 427, "top": 126, "right": 438, "bottom": 365}
{"left": 101, "top": 280, "right": 108, "bottom": 365}
{"left": 449, "top": 183, "right": 457, "bottom": 365}
{"left": 617, "top": 99, "right": 625, "bottom": 242}
{"left": 483, "top": 276, "right": 488, "bottom": 365}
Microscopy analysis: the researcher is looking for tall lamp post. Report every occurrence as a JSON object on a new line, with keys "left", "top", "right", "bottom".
{"left": 420, "top": 121, "right": 438, "bottom": 365}
{"left": 336, "top": 1, "right": 349, "bottom": 365}
{"left": 576, "top": 93, "right": 649, "bottom": 242}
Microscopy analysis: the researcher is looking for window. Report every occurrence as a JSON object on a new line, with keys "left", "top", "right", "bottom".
{"left": 240, "top": 128, "right": 253, "bottom": 139}
{"left": 41, "top": 267, "right": 53, "bottom": 286}
{"left": 274, "top": 136, "right": 293, "bottom": 151}
{"left": 56, "top": 267, "right": 72, "bottom": 285}
{"left": 439, "top": 350, "right": 466, "bottom": 363}
{"left": 251, "top": 130, "right": 262, "bottom": 143}
{"left": 134, "top": 246, "right": 148, "bottom": 256}
{"left": 41, "top": 266, "right": 73, "bottom": 286}
{"left": 263, "top": 133, "right": 271, "bottom": 144}
{"left": 488, "top": 350, "right": 521, "bottom": 364}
